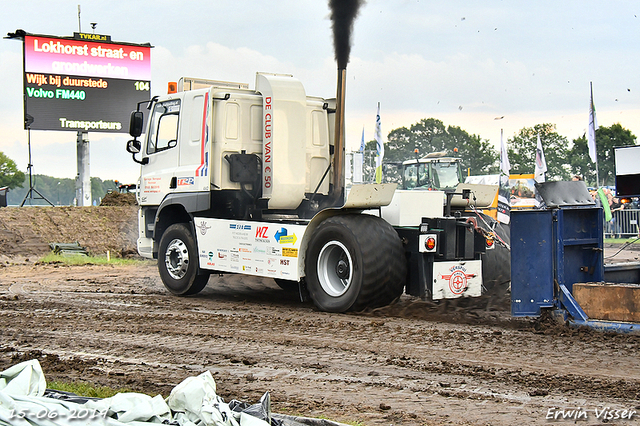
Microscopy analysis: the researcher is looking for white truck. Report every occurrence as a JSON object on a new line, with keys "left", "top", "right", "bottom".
{"left": 126, "top": 72, "right": 494, "bottom": 312}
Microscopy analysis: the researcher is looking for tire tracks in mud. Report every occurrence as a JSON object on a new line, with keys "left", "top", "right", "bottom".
{"left": 0, "top": 264, "right": 639, "bottom": 425}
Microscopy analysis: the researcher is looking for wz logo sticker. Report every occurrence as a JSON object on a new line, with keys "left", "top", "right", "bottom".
{"left": 255, "top": 226, "right": 270, "bottom": 243}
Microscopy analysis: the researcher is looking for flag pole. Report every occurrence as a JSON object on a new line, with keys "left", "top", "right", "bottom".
{"left": 590, "top": 81, "right": 600, "bottom": 188}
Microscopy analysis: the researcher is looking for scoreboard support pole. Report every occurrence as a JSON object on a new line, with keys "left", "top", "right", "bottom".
{"left": 19, "top": 123, "right": 54, "bottom": 207}
{"left": 75, "top": 131, "right": 91, "bottom": 206}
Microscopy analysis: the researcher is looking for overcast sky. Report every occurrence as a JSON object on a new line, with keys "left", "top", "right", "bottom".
{"left": 2, "top": 0, "right": 639, "bottom": 183}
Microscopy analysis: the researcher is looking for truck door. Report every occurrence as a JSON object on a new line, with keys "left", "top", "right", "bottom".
{"left": 175, "top": 90, "right": 209, "bottom": 193}
{"left": 140, "top": 98, "right": 182, "bottom": 205}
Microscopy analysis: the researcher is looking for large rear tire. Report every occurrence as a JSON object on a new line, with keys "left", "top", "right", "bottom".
{"left": 158, "top": 223, "right": 210, "bottom": 296}
{"left": 305, "top": 214, "right": 406, "bottom": 312}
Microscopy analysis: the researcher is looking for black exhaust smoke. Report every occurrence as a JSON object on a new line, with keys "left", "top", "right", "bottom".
{"left": 329, "top": 0, "right": 365, "bottom": 69}
{"left": 328, "top": 0, "right": 365, "bottom": 203}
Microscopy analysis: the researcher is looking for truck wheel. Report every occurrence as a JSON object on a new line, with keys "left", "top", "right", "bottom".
{"left": 158, "top": 223, "right": 209, "bottom": 296}
{"left": 305, "top": 215, "right": 406, "bottom": 312}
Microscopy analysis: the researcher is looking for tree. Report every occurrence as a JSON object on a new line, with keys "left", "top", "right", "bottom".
{"left": 383, "top": 118, "right": 498, "bottom": 179}
{"left": 507, "top": 124, "right": 570, "bottom": 180}
{"left": 447, "top": 125, "right": 498, "bottom": 176}
{"left": 0, "top": 152, "right": 25, "bottom": 189}
{"left": 568, "top": 134, "right": 593, "bottom": 185}
{"left": 569, "top": 123, "right": 636, "bottom": 187}
{"left": 7, "top": 175, "right": 117, "bottom": 206}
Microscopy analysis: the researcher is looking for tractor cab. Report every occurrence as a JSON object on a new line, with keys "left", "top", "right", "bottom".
{"left": 401, "top": 152, "right": 463, "bottom": 192}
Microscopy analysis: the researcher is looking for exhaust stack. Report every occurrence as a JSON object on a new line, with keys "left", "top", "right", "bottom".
{"left": 331, "top": 67, "right": 347, "bottom": 203}
{"left": 327, "top": 0, "right": 363, "bottom": 205}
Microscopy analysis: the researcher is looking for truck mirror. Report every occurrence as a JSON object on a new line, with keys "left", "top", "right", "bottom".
{"left": 126, "top": 139, "right": 141, "bottom": 154}
{"left": 129, "top": 111, "right": 144, "bottom": 137}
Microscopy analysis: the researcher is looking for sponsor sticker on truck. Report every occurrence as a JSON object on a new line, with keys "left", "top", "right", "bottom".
{"left": 195, "top": 218, "right": 306, "bottom": 280}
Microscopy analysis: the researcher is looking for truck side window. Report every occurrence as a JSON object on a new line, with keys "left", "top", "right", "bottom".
{"left": 147, "top": 100, "right": 181, "bottom": 154}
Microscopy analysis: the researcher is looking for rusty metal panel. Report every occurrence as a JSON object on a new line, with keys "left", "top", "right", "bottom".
{"left": 573, "top": 283, "right": 640, "bottom": 322}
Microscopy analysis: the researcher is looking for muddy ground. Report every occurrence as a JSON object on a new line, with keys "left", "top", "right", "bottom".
{"left": 0, "top": 206, "right": 639, "bottom": 425}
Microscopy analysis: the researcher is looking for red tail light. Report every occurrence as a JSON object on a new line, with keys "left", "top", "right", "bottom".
{"left": 425, "top": 237, "right": 436, "bottom": 251}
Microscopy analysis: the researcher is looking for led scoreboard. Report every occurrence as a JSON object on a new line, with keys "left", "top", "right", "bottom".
{"left": 19, "top": 32, "right": 151, "bottom": 132}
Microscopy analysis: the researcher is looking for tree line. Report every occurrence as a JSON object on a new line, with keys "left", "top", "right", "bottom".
{"left": 0, "top": 151, "right": 120, "bottom": 206}
{"left": 3, "top": 173, "right": 118, "bottom": 206}
{"left": 360, "top": 118, "right": 636, "bottom": 187}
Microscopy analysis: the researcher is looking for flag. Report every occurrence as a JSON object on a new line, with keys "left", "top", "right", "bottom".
{"left": 588, "top": 82, "right": 598, "bottom": 164}
{"left": 374, "top": 103, "right": 384, "bottom": 183}
{"left": 534, "top": 133, "right": 547, "bottom": 183}
{"left": 497, "top": 128, "right": 511, "bottom": 224}
{"left": 359, "top": 127, "right": 365, "bottom": 152}
{"left": 500, "top": 128, "right": 510, "bottom": 176}
{"left": 597, "top": 188, "right": 612, "bottom": 221}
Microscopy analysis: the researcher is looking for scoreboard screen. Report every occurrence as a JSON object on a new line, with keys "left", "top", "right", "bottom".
{"left": 22, "top": 33, "right": 151, "bottom": 133}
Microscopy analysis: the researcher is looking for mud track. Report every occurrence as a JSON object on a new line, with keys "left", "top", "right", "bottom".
{"left": 0, "top": 261, "right": 639, "bottom": 426}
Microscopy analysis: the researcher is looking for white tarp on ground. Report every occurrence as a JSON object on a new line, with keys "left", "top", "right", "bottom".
{"left": 0, "top": 359, "right": 346, "bottom": 426}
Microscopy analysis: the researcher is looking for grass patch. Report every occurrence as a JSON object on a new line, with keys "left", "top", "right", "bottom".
{"left": 47, "top": 380, "right": 134, "bottom": 399}
{"left": 604, "top": 237, "right": 640, "bottom": 244}
{"left": 318, "top": 417, "right": 364, "bottom": 426}
{"left": 38, "top": 252, "right": 151, "bottom": 266}
{"left": 276, "top": 409, "right": 366, "bottom": 426}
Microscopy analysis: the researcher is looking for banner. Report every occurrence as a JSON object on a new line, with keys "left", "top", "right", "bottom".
{"left": 497, "top": 129, "right": 511, "bottom": 224}
{"left": 534, "top": 133, "right": 547, "bottom": 183}
{"left": 588, "top": 82, "right": 599, "bottom": 165}
{"left": 353, "top": 152, "right": 363, "bottom": 183}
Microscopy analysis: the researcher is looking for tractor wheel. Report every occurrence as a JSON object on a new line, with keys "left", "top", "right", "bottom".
{"left": 305, "top": 214, "right": 406, "bottom": 313}
{"left": 158, "top": 223, "right": 210, "bottom": 296}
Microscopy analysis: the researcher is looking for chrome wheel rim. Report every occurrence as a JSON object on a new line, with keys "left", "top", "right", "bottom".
{"left": 317, "top": 241, "right": 353, "bottom": 297}
{"left": 165, "top": 238, "right": 189, "bottom": 280}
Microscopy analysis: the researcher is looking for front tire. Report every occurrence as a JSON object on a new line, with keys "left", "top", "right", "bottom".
{"left": 158, "top": 223, "right": 209, "bottom": 296}
{"left": 305, "top": 214, "right": 406, "bottom": 312}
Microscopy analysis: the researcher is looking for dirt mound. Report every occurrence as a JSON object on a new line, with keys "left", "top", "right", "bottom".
{"left": 0, "top": 206, "right": 139, "bottom": 260}
{"left": 100, "top": 192, "right": 137, "bottom": 206}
